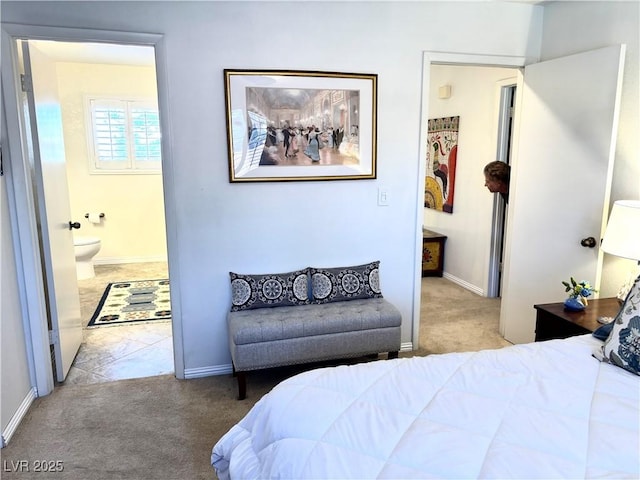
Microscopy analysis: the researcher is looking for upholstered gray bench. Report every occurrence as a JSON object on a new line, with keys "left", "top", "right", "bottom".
{"left": 228, "top": 297, "right": 401, "bottom": 399}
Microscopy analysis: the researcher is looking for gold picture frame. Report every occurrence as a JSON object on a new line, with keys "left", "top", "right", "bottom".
{"left": 224, "top": 69, "right": 377, "bottom": 182}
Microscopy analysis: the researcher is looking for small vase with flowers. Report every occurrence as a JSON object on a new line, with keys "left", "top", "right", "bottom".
{"left": 562, "top": 277, "right": 597, "bottom": 311}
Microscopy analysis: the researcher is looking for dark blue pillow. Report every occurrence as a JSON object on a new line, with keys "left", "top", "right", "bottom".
{"left": 592, "top": 321, "right": 614, "bottom": 341}
{"left": 229, "top": 269, "right": 310, "bottom": 311}
{"left": 310, "top": 261, "right": 382, "bottom": 304}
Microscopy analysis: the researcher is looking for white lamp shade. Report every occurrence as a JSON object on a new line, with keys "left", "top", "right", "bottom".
{"left": 601, "top": 200, "right": 640, "bottom": 261}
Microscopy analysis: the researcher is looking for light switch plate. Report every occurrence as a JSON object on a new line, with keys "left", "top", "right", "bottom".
{"left": 378, "top": 188, "right": 389, "bottom": 206}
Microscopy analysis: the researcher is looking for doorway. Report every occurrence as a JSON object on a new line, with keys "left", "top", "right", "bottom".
{"left": 419, "top": 66, "right": 516, "bottom": 349}
{"left": 417, "top": 47, "right": 625, "bottom": 347}
{"left": 2, "top": 24, "right": 182, "bottom": 396}
{"left": 21, "top": 40, "right": 173, "bottom": 383}
{"left": 21, "top": 39, "right": 172, "bottom": 385}
{"left": 415, "top": 53, "right": 525, "bottom": 349}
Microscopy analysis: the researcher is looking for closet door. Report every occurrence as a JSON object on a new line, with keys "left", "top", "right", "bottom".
{"left": 501, "top": 45, "right": 625, "bottom": 344}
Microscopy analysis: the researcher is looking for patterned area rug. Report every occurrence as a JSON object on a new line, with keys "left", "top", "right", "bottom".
{"left": 88, "top": 279, "right": 171, "bottom": 327}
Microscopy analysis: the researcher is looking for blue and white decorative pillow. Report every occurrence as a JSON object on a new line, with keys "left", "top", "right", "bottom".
{"left": 230, "top": 269, "right": 310, "bottom": 311}
{"left": 594, "top": 274, "right": 640, "bottom": 376}
{"left": 310, "top": 261, "right": 382, "bottom": 304}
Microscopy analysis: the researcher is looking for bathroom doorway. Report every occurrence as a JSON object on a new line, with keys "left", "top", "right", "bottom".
{"left": 17, "top": 38, "right": 173, "bottom": 385}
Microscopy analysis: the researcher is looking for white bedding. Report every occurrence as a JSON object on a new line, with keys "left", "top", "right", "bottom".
{"left": 212, "top": 335, "right": 639, "bottom": 479}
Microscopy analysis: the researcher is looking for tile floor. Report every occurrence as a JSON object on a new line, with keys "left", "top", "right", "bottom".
{"left": 63, "top": 262, "right": 174, "bottom": 386}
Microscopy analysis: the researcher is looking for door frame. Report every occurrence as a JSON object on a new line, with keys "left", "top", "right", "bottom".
{"left": 414, "top": 52, "right": 530, "bottom": 348}
{"left": 487, "top": 80, "right": 517, "bottom": 298}
{"left": 1, "top": 23, "right": 183, "bottom": 396}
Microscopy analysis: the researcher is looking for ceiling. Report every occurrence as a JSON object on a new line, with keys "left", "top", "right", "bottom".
{"left": 30, "top": 40, "right": 155, "bottom": 66}
{"left": 28, "top": 1, "right": 553, "bottom": 67}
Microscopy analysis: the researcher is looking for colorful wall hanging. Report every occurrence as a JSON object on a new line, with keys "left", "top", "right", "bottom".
{"left": 424, "top": 116, "right": 459, "bottom": 213}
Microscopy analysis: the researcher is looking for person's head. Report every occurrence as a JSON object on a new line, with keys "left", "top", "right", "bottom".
{"left": 483, "top": 161, "right": 510, "bottom": 194}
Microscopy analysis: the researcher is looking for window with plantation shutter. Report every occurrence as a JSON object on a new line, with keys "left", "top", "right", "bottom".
{"left": 88, "top": 97, "right": 161, "bottom": 173}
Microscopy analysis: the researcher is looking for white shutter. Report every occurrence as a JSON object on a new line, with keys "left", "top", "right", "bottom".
{"left": 87, "top": 97, "right": 161, "bottom": 173}
{"left": 90, "top": 99, "right": 130, "bottom": 170}
{"left": 130, "top": 103, "right": 161, "bottom": 170}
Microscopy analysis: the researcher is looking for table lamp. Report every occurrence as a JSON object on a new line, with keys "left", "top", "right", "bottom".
{"left": 601, "top": 200, "right": 640, "bottom": 300}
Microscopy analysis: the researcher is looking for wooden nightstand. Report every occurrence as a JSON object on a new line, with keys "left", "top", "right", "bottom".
{"left": 533, "top": 297, "right": 621, "bottom": 342}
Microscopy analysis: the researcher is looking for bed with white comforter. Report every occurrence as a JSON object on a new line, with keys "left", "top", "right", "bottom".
{"left": 212, "top": 335, "right": 639, "bottom": 479}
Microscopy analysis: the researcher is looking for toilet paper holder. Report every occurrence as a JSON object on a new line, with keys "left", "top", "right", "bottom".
{"left": 85, "top": 213, "right": 105, "bottom": 219}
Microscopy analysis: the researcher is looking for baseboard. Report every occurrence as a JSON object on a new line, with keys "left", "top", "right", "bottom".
{"left": 94, "top": 256, "right": 167, "bottom": 265}
{"left": 185, "top": 345, "right": 414, "bottom": 380}
{"left": 2, "top": 387, "right": 36, "bottom": 448}
{"left": 442, "top": 272, "right": 485, "bottom": 296}
{"left": 184, "top": 364, "right": 232, "bottom": 379}
{"left": 400, "top": 342, "right": 414, "bottom": 352}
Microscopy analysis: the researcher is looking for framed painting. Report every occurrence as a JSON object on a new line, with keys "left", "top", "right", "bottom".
{"left": 224, "top": 69, "right": 377, "bottom": 182}
{"left": 424, "top": 116, "right": 459, "bottom": 213}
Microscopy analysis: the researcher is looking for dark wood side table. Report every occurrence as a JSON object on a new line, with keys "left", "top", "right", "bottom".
{"left": 533, "top": 297, "right": 621, "bottom": 342}
{"left": 422, "top": 228, "right": 447, "bottom": 277}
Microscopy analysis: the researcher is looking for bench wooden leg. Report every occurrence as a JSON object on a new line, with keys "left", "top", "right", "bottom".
{"left": 388, "top": 351, "right": 399, "bottom": 360}
{"left": 236, "top": 371, "right": 247, "bottom": 400}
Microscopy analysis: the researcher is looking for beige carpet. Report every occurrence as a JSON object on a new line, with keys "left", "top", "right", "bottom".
{"left": 418, "top": 275, "right": 512, "bottom": 355}
{"left": 1, "top": 277, "right": 511, "bottom": 480}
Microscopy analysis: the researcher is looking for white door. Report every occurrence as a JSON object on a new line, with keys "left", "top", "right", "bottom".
{"left": 22, "top": 40, "right": 83, "bottom": 381}
{"left": 501, "top": 45, "right": 626, "bottom": 344}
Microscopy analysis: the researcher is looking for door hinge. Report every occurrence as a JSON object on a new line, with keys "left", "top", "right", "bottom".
{"left": 48, "top": 330, "right": 59, "bottom": 345}
{"left": 20, "top": 74, "right": 32, "bottom": 93}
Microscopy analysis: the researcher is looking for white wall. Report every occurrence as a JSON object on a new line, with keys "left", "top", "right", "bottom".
{"left": 0, "top": 0, "right": 544, "bottom": 387}
{"left": 1, "top": 170, "right": 34, "bottom": 446}
{"left": 540, "top": 1, "right": 640, "bottom": 297}
{"left": 56, "top": 61, "right": 167, "bottom": 262}
{"left": 424, "top": 65, "right": 518, "bottom": 294}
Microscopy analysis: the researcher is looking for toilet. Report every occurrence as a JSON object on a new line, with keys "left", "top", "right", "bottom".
{"left": 73, "top": 236, "right": 101, "bottom": 280}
